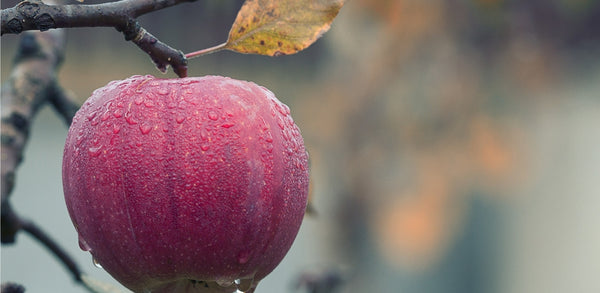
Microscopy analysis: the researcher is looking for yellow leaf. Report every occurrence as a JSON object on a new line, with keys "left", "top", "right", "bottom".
{"left": 225, "top": 0, "right": 345, "bottom": 56}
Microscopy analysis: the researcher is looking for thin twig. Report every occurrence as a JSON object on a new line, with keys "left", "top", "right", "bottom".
{"left": 1, "top": 0, "right": 193, "bottom": 33}
{"left": 1, "top": 282, "right": 26, "bottom": 293}
{"left": 1, "top": 0, "right": 195, "bottom": 77}
{"left": 1, "top": 203, "right": 83, "bottom": 283}
{"left": 48, "top": 84, "right": 80, "bottom": 126}
{"left": 1, "top": 203, "right": 101, "bottom": 293}
{"left": 21, "top": 214, "right": 84, "bottom": 282}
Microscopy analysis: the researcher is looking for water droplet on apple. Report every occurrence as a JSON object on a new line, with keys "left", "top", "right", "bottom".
{"left": 75, "top": 132, "right": 84, "bottom": 147}
{"left": 215, "top": 278, "right": 235, "bottom": 288}
{"left": 264, "top": 131, "right": 273, "bottom": 143}
{"left": 208, "top": 111, "right": 219, "bottom": 121}
{"left": 144, "top": 100, "right": 155, "bottom": 107}
{"left": 222, "top": 122, "right": 235, "bottom": 128}
{"left": 191, "top": 79, "right": 202, "bottom": 86}
{"left": 113, "top": 109, "right": 123, "bottom": 118}
{"left": 299, "top": 160, "right": 306, "bottom": 171}
{"left": 282, "top": 129, "right": 291, "bottom": 141}
{"left": 200, "top": 128, "right": 209, "bottom": 140}
{"left": 235, "top": 277, "right": 255, "bottom": 292}
{"left": 139, "top": 124, "right": 152, "bottom": 135}
{"left": 88, "top": 146, "right": 102, "bottom": 157}
{"left": 100, "top": 111, "right": 111, "bottom": 121}
{"left": 157, "top": 87, "right": 169, "bottom": 95}
{"left": 276, "top": 103, "right": 290, "bottom": 116}
{"left": 125, "top": 112, "right": 138, "bottom": 125}
{"left": 176, "top": 116, "right": 186, "bottom": 124}
{"left": 237, "top": 251, "right": 250, "bottom": 264}
{"left": 86, "top": 111, "right": 97, "bottom": 121}
{"left": 92, "top": 258, "right": 103, "bottom": 269}
{"left": 201, "top": 144, "right": 210, "bottom": 151}
{"left": 260, "top": 121, "right": 269, "bottom": 132}
{"left": 134, "top": 96, "right": 144, "bottom": 105}
{"left": 113, "top": 124, "right": 121, "bottom": 134}
{"left": 184, "top": 92, "right": 197, "bottom": 104}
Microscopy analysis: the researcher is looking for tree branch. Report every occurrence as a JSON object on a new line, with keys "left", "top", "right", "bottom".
{"left": 20, "top": 210, "right": 84, "bottom": 283}
{"left": 0, "top": 27, "right": 98, "bottom": 293}
{"left": 1, "top": 29, "right": 65, "bottom": 205}
{"left": 1, "top": 203, "right": 97, "bottom": 292}
{"left": 48, "top": 84, "right": 81, "bottom": 126}
{"left": 1, "top": 0, "right": 194, "bottom": 77}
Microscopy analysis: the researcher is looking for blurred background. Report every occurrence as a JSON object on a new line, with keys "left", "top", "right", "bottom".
{"left": 2, "top": 0, "right": 600, "bottom": 292}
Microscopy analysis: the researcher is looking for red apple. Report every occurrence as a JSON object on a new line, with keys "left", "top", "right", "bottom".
{"left": 62, "top": 75, "right": 309, "bottom": 293}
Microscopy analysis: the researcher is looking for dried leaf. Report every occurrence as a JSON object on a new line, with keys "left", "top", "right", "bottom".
{"left": 225, "top": 0, "right": 344, "bottom": 56}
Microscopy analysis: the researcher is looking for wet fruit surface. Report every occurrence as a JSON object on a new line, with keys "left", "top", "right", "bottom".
{"left": 62, "top": 75, "right": 309, "bottom": 293}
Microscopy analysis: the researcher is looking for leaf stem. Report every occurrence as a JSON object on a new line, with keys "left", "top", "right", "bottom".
{"left": 185, "top": 42, "right": 227, "bottom": 59}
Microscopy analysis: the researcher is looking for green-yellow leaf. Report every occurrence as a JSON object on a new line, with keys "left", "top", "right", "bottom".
{"left": 224, "top": 0, "right": 345, "bottom": 56}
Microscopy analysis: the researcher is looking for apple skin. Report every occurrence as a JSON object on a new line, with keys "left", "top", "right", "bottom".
{"left": 62, "top": 75, "right": 309, "bottom": 293}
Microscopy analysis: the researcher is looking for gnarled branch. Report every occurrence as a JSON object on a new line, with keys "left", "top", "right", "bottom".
{"left": 0, "top": 27, "right": 96, "bottom": 293}
{"left": 1, "top": 29, "right": 66, "bottom": 205}
{"left": 1, "top": 0, "right": 195, "bottom": 77}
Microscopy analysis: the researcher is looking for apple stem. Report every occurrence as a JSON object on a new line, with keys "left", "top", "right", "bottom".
{"left": 185, "top": 42, "right": 228, "bottom": 59}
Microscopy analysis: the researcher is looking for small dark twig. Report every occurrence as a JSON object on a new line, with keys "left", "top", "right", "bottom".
{"left": 1, "top": 203, "right": 84, "bottom": 283}
{"left": 1, "top": 0, "right": 193, "bottom": 76}
{"left": 21, "top": 215, "right": 84, "bottom": 283}
{"left": 48, "top": 84, "right": 80, "bottom": 126}
{"left": 1, "top": 282, "right": 26, "bottom": 293}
